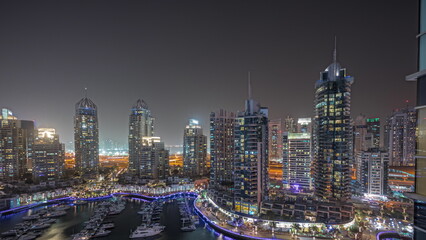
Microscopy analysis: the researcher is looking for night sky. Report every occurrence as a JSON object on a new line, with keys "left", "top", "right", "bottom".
{"left": 0, "top": 0, "right": 418, "bottom": 150}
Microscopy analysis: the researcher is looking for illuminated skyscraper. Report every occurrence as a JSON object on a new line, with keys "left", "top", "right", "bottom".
{"left": 282, "top": 132, "right": 312, "bottom": 190}
{"left": 284, "top": 116, "right": 296, "bottom": 133}
{"left": 74, "top": 96, "right": 99, "bottom": 175}
{"left": 268, "top": 119, "right": 282, "bottom": 163}
{"left": 405, "top": 1, "right": 426, "bottom": 238}
{"left": 356, "top": 149, "right": 389, "bottom": 196}
{"left": 234, "top": 78, "right": 269, "bottom": 215}
{"left": 32, "top": 128, "right": 65, "bottom": 182}
{"left": 0, "top": 108, "right": 35, "bottom": 180}
{"left": 313, "top": 44, "right": 354, "bottom": 202}
{"left": 386, "top": 107, "right": 416, "bottom": 166}
{"left": 138, "top": 136, "right": 169, "bottom": 180}
{"left": 183, "top": 119, "right": 207, "bottom": 178}
{"left": 128, "top": 99, "right": 155, "bottom": 176}
{"left": 297, "top": 118, "right": 312, "bottom": 134}
{"left": 366, "top": 118, "right": 380, "bottom": 148}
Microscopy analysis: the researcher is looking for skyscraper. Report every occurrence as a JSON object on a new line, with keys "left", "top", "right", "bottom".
{"left": 0, "top": 108, "right": 35, "bottom": 180}
{"left": 366, "top": 118, "right": 380, "bottom": 148}
{"left": 209, "top": 109, "right": 235, "bottom": 208}
{"left": 128, "top": 99, "right": 155, "bottom": 176}
{"left": 74, "top": 96, "right": 99, "bottom": 175}
{"left": 284, "top": 116, "right": 296, "bottom": 133}
{"left": 138, "top": 136, "right": 169, "bottom": 180}
{"left": 313, "top": 44, "right": 354, "bottom": 202}
{"left": 356, "top": 149, "right": 389, "bottom": 196}
{"left": 183, "top": 119, "right": 207, "bottom": 178}
{"left": 233, "top": 78, "right": 269, "bottom": 215}
{"left": 282, "top": 132, "right": 312, "bottom": 190}
{"left": 32, "top": 128, "right": 65, "bottom": 182}
{"left": 268, "top": 119, "right": 283, "bottom": 163}
{"left": 386, "top": 107, "right": 416, "bottom": 166}
{"left": 297, "top": 118, "right": 312, "bottom": 134}
{"left": 405, "top": 1, "right": 426, "bottom": 238}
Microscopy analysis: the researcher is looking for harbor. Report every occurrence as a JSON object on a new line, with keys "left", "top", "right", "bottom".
{"left": 0, "top": 196, "right": 220, "bottom": 240}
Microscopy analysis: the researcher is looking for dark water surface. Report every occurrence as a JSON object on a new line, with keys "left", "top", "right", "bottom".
{"left": 0, "top": 197, "right": 222, "bottom": 240}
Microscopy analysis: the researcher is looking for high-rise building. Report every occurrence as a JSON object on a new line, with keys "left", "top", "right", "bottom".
{"left": 356, "top": 149, "right": 389, "bottom": 196}
{"left": 0, "top": 108, "right": 35, "bottom": 180}
{"left": 405, "top": 1, "right": 426, "bottom": 238}
{"left": 209, "top": 110, "right": 235, "bottom": 188}
{"left": 366, "top": 118, "right": 380, "bottom": 148}
{"left": 282, "top": 132, "right": 312, "bottom": 190}
{"left": 284, "top": 116, "right": 296, "bottom": 133}
{"left": 234, "top": 79, "right": 269, "bottom": 215}
{"left": 297, "top": 118, "right": 312, "bottom": 134}
{"left": 313, "top": 45, "right": 354, "bottom": 202}
{"left": 32, "top": 128, "right": 65, "bottom": 182}
{"left": 74, "top": 96, "right": 99, "bottom": 175}
{"left": 209, "top": 109, "right": 235, "bottom": 209}
{"left": 268, "top": 119, "right": 282, "bottom": 163}
{"left": 138, "top": 136, "right": 169, "bottom": 180}
{"left": 354, "top": 115, "right": 368, "bottom": 154}
{"left": 128, "top": 99, "right": 155, "bottom": 176}
{"left": 386, "top": 107, "right": 416, "bottom": 166}
{"left": 183, "top": 119, "right": 207, "bottom": 178}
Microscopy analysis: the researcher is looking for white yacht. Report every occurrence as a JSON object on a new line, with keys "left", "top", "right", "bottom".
{"left": 129, "top": 226, "right": 163, "bottom": 239}
{"left": 92, "top": 228, "right": 111, "bottom": 238}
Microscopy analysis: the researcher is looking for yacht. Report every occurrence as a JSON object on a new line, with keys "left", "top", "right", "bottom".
{"left": 100, "top": 223, "right": 115, "bottom": 229}
{"left": 22, "top": 214, "right": 39, "bottom": 221}
{"left": 92, "top": 228, "right": 111, "bottom": 238}
{"left": 129, "top": 227, "right": 162, "bottom": 239}
{"left": 17, "top": 233, "right": 37, "bottom": 240}
{"left": 181, "top": 224, "right": 196, "bottom": 232}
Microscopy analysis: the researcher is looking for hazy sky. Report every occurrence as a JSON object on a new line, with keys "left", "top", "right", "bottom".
{"left": 0, "top": 0, "right": 418, "bottom": 149}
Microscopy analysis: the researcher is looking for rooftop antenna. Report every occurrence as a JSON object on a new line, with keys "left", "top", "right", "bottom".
{"left": 84, "top": 88, "right": 88, "bottom": 98}
{"left": 248, "top": 71, "right": 252, "bottom": 99}
{"left": 333, "top": 36, "right": 337, "bottom": 63}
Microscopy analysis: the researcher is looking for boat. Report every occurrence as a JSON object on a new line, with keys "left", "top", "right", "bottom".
{"left": 181, "top": 224, "right": 196, "bottom": 232}
{"left": 22, "top": 214, "right": 39, "bottom": 221}
{"left": 31, "top": 222, "right": 51, "bottom": 230}
{"left": 129, "top": 227, "right": 162, "bottom": 239}
{"left": 100, "top": 223, "right": 115, "bottom": 229}
{"left": 1, "top": 229, "right": 18, "bottom": 237}
{"left": 92, "top": 228, "right": 111, "bottom": 238}
{"left": 17, "top": 233, "right": 37, "bottom": 240}
{"left": 46, "top": 210, "right": 67, "bottom": 218}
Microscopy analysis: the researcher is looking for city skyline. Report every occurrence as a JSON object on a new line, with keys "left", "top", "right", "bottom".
{"left": 0, "top": 1, "right": 417, "bottom": 148}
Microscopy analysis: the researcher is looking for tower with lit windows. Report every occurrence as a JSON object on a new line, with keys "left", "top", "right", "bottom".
{"left": 313, "top": 44, "right": 354, "bottom": 202}
{"left": 233, "top": 76, "right": 269, "bottom": 215}
{"left": 128, "top": 99, "right": 155, "bottom": 176}
{"left": 183, "top": 119, "right": 207, "bottom": 178}
{"left": 74, "top": 95, "right": 99, "bottom": 175}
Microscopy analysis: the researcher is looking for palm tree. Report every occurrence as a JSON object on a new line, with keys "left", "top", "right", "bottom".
{"left": 291, "top": 223, "right": 301, "bottom": 234}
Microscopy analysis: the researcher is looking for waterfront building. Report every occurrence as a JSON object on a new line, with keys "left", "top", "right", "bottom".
{"left": 128, "top": 99, "right": 155, "bottom": 176}
{"left": 405, "top": 0, "right": 426, "bottom": 238}
{"left": 74, "top": 96, "right": 99, "bottom": 175}
{"left": 233, "top": 79, "right": 269, "bottom": 215}
{"left": 183, "top": 119, "right": 207, "bottom": 178}
{"left": 282, "top": 132, "right": 312, "bottom": 190}
{"left": 268, "top": 119, "right": 283, "bottom": 163}
{"left": 313, "top": 44, "right": 354, "bottom": 202}
{"left": 385, "top": 107, "right": 416, "bottom": 166}
{"left": 209, "top": 109, "right": 235, "bottom": 209}
{"left": 138, "top": 136, "right": 169, "bottom": 180}
{"left": 32, "top": 128, "right": 65, "bottom": 182}
{"left": 0, "top": 108, "right": 35, "bottom": 180}
{"left": 356, "top": 149, "right": 389, "bottom": 196}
